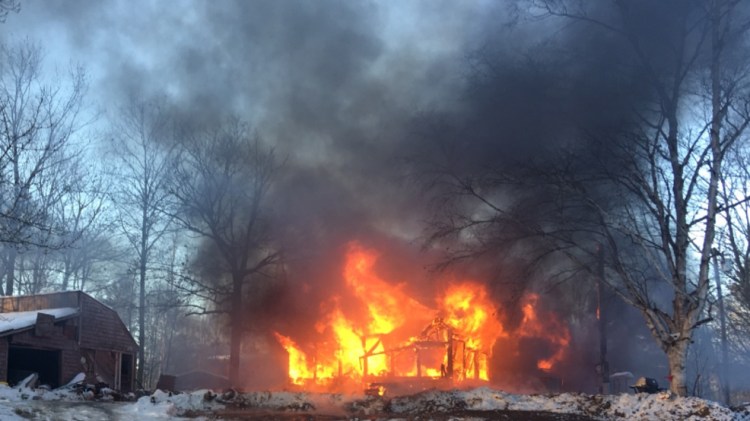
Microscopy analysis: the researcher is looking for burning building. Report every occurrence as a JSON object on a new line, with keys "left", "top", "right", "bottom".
{"left": 273, "top": 242, "right": 571, "bottom": 393}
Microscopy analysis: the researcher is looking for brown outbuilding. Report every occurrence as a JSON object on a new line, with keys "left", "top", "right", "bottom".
{"left": 0, "top": 291, "right": 137, "bottom": 392}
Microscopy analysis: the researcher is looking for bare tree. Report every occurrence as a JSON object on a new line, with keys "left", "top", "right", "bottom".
{"left": 0, "top": 40, "right": 88, "bottom": 295}
{"left": 169, "top": 118, "right": 280, "bottom": 387}
{"left": 110, "top": 97, "right": 175, "bottom": 387}
{"left": 140, "top": 231, "right": 187, "bottom": 388}
{"left": 0, "top": 156, "right": 114, "bottom": 295}
{"left": 426, "top": 0, "right": 750, "bottom": 396}
{"left": 52, "top": 159, "right": 114, "bottom": 291}
{"left": 719, "top": 131, "right": 750, "bottom": 367}
{"left": 0, "top": 0, "right": 18, "bottom": 22}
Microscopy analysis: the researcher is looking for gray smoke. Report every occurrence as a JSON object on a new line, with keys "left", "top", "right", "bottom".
{"left": 4, "top": 0, "right": 742, "bottom": 393}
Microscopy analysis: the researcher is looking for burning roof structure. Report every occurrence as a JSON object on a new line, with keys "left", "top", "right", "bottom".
{"left": 274, "top": 242, "right": 571, "bottom": 392}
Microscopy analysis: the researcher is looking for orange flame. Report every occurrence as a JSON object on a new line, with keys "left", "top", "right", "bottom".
{"left": 274, "top": 242, "right": 571, "bottom": 388}
{"left": 343, "top": 243, "right": 430, "bottom": 335}
{"left": 273, "top": 333, "right": 313, "bottom": 385}
{"left": 441, "top": 281, "right": 507, "bottom": 350}
{"left": 438, "top": 281, "right": 506, "bottom": 381}
{"left": 519, "top": 294, "right": 571, "bottom": 371}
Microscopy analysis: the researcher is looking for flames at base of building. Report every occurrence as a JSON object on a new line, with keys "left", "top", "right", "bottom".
{"left": 274, "top": 242, "right": 571, "bottom": 390}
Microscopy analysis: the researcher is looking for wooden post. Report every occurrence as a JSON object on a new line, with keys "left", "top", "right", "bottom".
{"left": 446, "top": 329, "right": 454, "bottom": 380}
{"left": 114, "top": 352, "right": 122, "bottom": 391}
{"left": 473, "top": 351, "right": 479, "bottom": 380}
{"left": 362, "top": 336, "right": 368, "bottom": 380}
{"left": 462, "top": 342, "right": 467, "bottom": 381}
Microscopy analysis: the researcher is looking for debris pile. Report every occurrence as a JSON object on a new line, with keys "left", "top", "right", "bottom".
{"left": 139, "top": 387, "right": 743, "bottom": 420}
{"left": 0, "top": 373, "right": 134, "bottom": 402}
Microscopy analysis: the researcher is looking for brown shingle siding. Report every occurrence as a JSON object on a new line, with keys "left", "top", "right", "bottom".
{"left": 0, "top": 339, "right": 7, "bottom": 382}
{"left": 0, "top": 291, "right": 137, "bottom": 391}
{"left": 78, "top": 294, "right": 137, "bottom": 353}
{"left": 9, "top": 322, "right": 78, "bottom": 350}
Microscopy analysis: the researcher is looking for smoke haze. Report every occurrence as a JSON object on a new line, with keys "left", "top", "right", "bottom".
{"left": 5, "top": 0, "right": 739, "bottom": 393}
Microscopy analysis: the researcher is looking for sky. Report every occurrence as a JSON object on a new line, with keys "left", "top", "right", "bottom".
{"left": 1, "top": 0, "right": 720, "bottom": 282}
{"left": 4, "top": 1, "right": 635, "bottom": 264}
{"left": 1, "top": 0, "right": 727, "bottom": 391}
{"left": 0, "top": 0, "right": 507, "bottom": 249}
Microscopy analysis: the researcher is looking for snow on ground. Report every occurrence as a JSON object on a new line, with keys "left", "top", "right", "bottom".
{"left": 387, "top": 387, "right": 746, "bottom": 420}
{"left": 0, "top": 381, "right": 748, "bottom": 420}
{"left": 116, "top": 389, "right": 223, "bottom": 419}
{"left": 0, "top": 383, "right": 221, "bottom": 420}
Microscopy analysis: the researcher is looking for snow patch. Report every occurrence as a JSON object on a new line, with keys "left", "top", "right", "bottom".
{"left": 0, "top": 383, "right": 745, "bottom": 420}
{"left": 0, "top": 307, "right": 78, "bottom": 334}
{"left": 386, "top": 388, "right": 738, "bottom": 420}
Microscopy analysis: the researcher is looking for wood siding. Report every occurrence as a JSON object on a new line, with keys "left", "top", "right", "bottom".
{"left": 0, "top": 291, "right": 137, "bottom": 391}
{"left": 78, "top": 294, "right": 137, "bottom": 354}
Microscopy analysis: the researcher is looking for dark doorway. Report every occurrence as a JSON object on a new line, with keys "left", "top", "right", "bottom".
{"left": 7, "top": 347, "right": 61, "bottom": 388}
{"left": 121, "top": 353, "right": 134, "bottom": 392}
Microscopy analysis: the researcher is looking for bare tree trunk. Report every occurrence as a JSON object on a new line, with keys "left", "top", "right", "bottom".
{"left": 111, "top": 96, "right": 175, "bottom": 388}
{"left": 229, "top": 274, "right": 243, "bottom": 387}
{"left": 30, "top": 253, "right": 46, "bottom": 294}
{"left": 5, "top": 248, "right": 16, "bottom": 296}
{"left": 61, "top": 261, "right": 71, "bottom": 291}
{"left": 706, "top": 0, "right": 729, "bottom": 403}
{"left": 667, "top": 340, "right": 690, "bottom": 396}
{"left": 137, "top": 232, "right": 147, "bottom": 387}
{"left": 169, "top": 122, "right": 279, "bottom": 389}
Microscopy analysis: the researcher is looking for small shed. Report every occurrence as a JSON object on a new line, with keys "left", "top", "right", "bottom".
{"left": 0, "top": 291, "right": 137, "bottom": 392}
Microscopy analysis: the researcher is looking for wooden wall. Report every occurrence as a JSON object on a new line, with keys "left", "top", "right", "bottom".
{"left": 0, "top": 291, "right": 137, "bottom": 391}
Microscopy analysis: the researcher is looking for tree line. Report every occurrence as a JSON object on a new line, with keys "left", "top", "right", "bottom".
{"left": 0, "top": 38, "right": 281, "bottom": 389}
{"left": 1, "top": 0, "right": 750, "bottom": 403}
{"left": 420, "top": 0, "right": 750, "bottom": 400}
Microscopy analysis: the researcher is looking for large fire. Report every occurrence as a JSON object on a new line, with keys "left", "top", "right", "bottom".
{"left": 274, "top": 242, "right": 570, "bottom": 389}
